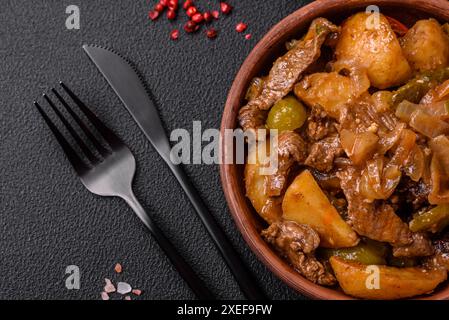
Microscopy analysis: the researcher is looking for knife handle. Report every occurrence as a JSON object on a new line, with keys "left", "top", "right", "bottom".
{"left": 167, "top": 163, "right": 267, "bottom": 300}
{"left": 123, "top": 191, "right": 214, "bottom": 300}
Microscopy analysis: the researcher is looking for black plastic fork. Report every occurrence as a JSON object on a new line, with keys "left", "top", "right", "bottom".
{"left": 33, "top": 82, "right": 213, "bottom": 300}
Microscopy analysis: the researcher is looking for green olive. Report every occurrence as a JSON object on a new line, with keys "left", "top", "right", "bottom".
{"left": 266, "top": 96, "right": 307, "bottom": 132}
{"left": 318, "top": 240, "right": 388, "bottom": 265}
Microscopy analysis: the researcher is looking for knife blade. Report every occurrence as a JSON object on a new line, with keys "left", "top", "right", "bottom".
{"left": 82, "top": 45, "right": 172, "bottom": 162}
{"left": 83, "top": 44, "right": 266, "bottom": 300}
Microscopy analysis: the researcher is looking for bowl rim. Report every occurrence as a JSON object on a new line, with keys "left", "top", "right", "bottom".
{"left": 220, "top": 0, "right": 449, "bottom": 300}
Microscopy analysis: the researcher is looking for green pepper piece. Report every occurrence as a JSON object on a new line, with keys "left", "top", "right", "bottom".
{"left": 388, "top": 255, "right": 418, "bottom": 268}
{"left": 392, "top": 67, "right": 449, "bottom": 106}
{"left": 409, "top": 204, "right": 449, "bottom": 233}
{"left": 318, "top": 240, "right": 388, "bottom": 265}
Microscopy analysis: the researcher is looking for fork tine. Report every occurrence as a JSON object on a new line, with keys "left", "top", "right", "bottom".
{"left": 34, "top": 101, "right": 89, "bottom": 174}
{"left": 59, "top": 82, "right": 122, "bottom": 149}
{"left": 52, "top": 88, "right": 110, "bottom": 157}
{"left": 43, "top": 94, "right": 98, "bottom": 164}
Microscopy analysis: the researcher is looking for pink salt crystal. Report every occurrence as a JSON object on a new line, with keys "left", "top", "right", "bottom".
{"left": 132, "top": 289, "right": 142, "bottom": 296}
{"left": 104, "top": 278, "right": 116, "bottom": 294}
{"left": 117, "top": 282, "right": 132, "bottom": 295}
{"left": 114, "top": 263, "right": 123, "bottom": 274}
{"left": 101, "top": 292, "right": 110, "bottom": 301}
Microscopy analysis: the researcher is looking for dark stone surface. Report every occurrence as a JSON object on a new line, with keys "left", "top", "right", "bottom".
{"left": 0, "top": 0, "right": 312, "bottom": 300}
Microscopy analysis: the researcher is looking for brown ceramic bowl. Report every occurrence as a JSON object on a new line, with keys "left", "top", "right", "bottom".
{"left": 220, "top": 0, "right": 449, "bottom": 300}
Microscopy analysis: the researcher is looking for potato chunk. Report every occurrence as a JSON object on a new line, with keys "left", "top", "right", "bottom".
{"left": 282, "top": 170, "right": 359, "bottom": 248}
{"left": 244, "top": 140, "right": 282, "bottom": 224}
{"left": 330, "top": 257, "right": 447, "bottom": 300}
{"left": 401, "top": 19, "right": 449, "bottom": 73}
{"left": 336, "top": 12, "right": 412, "bottom": 89}
{"left": 294, "top": 71, "right": 369, "bottom": 119}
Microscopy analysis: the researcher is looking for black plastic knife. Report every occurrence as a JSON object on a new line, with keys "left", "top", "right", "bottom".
{"left": 83, "top": 44, "right": 266, "bottom": 300}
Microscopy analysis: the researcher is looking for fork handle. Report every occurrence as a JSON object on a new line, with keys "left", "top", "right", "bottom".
{"left": 122, "top": 192, "right": 214, "bottom": 300}
{"left": 167, "top": 163, "right": 267, "bottom": 300}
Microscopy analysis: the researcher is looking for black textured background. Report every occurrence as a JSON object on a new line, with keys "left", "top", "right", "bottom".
{"left": 0, "top": 0, "right": 312, "bottom": 300}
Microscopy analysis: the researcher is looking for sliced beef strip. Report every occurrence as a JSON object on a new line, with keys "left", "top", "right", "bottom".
{"left": 262, "top": 221, "right": 336, "bottom": 286}
{"left": 239, "top": 18, "right": 339, "bottom": 132}
{"left": 337, "top": 94, "right": 398, "bottom": 134}
{"left": 266, "top": 131, "right": 307, "bottom": 197}
{"left": 337, "top": 167, "right": 413, "bottom": 246}
{"left": 435, "top": 234, "right": 449, "bottom": 253}
{"left": 424, "top": 234, "right": 449, "bottom": 271}
{"left": 306, "top": 105, "right": 337, "bottom": 141}
{"left": 338, "top": 166, "right": 434, "bottom": 256}
{"left": 305, "top": 134, "right": 343, "bottom": 173}
{"left": 238, "top": 104, "right": 267, "bottom": 137}
{"left": 392, "top": 233, "right": 434, "bottom": 258}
